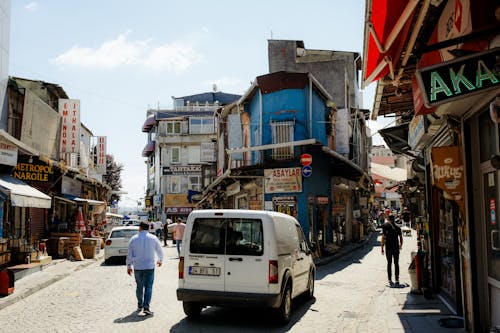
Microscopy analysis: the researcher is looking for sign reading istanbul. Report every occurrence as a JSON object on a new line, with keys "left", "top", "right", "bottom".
{"left": 416, "top": 48, "right": 499, "bottom": 107}
{"left": 59, "top": 99, "right": 81, "bottom": 154}
{"left": 264, "top": 167, "right": 302, "bottom": 194}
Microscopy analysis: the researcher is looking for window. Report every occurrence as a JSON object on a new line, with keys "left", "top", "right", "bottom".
{"left": 171, "top": 147, "right": 181, "bottom": 164}
{"left": 189, "top": 175, "right": 201, "bottom": 191}
{"left": 271, "top": 120, "right": 294, "bottom": 159}
{"left": 188, "top": 146, "right": 201, "bottom": 164}
{"left": 190, "top": 117, "right": 215, "bottom": 134}
{"left": 170, "top": 175, "right": 181, "bottom": 193}
{"left": 167, "top": 122, "right": 181, "bottom": 134}
{"left": 189, "top": 218, "right": 263, "bottom": 256}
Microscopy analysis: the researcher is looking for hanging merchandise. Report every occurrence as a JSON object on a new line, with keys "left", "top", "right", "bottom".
{"left": 76, "top": 207, "right": 86, "bottom": 232}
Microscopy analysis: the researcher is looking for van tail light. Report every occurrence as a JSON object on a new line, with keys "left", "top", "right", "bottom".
{"left": 105, "top": 240, "right": 112, "bottom": 246}
{"left": 269, "top": 260, "right": 278, "bottom": 284}
{"left": 179, "top": 256, "right": 184, "bottom": 279}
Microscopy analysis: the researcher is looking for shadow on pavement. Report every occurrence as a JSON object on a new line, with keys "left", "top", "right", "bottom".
{"left": 170, "top": 296, "right": 316, "bottom": 332}
{"left": 113, "top": 311, "right": 152, "bottom": 323}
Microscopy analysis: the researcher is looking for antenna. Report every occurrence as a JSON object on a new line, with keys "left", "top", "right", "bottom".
{"left": 271, "top": 30, "right": 273, "bottom": 39}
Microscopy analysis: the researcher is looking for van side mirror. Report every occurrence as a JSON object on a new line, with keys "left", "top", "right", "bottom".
{"left": 309, "top": 242, "right": 316, "bottom": 253}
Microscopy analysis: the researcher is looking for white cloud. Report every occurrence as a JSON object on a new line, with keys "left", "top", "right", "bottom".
{"left": 50, "top": 32, "right": 202, "bottom": 73}
{"left": 25, "top": 2, "right": 39, "bottom": 11}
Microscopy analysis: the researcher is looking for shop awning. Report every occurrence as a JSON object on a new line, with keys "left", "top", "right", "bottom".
{"left": 142, "top": 116, "right": 156, "bottom": 132}
{"left": 63, "top": 194, "right": 105, "bottom": 205}
{"left": 371, "top": 163, "right": 407, "bottom": 182}
{"left": 378, "top": 123, "right": 419, "bottom": 158}
{"left": 142, "top": 141, "right": 155, "bottom": 157}
{"left": 0, "top": 175, "right": 51, "bottom": 208}
{"left": 362, "top": 0, "right": 420, "bottom": 88}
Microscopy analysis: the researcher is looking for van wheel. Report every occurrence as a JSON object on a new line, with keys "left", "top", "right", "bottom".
{"left": 306, "top": 270, "right": 315, "bottom": 299}
{"left": 183, "top": 301, "right": 202, "bottom": 319}
{"left": 277, "top": 284, "right": 292, "bottom": 325}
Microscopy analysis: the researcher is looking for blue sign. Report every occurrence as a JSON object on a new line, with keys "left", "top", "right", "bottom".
{"left": 302, "top": 165, "right": 312, "bottom": 177}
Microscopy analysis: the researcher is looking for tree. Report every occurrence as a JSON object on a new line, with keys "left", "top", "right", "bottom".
{"left": 102, "top": 154, "right": 124, "bottom": 204}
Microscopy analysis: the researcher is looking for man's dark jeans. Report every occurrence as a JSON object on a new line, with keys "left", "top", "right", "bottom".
{"left": 385, "top": 248, "right": 400, "bottom": 282}
{"left": 134, "top": 269, "right": 155, "bottom": 310}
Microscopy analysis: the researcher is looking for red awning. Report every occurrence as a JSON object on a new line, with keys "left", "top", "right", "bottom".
{"left": 362, "top": 0, "right": 419, "bottom": 88}
{"left": 142, "top": 141, "right": 155, "bottom": 157}
{"left": 142, "top": 116, "right": 155, "bottom": 132}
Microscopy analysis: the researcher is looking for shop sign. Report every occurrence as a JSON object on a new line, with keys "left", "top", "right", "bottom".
{"left": 145, "top": 196, "right": 153, "bottom": 207}
{"left": 59, "top": 99, "right": 81, "bottom": 154}
{"left": 490, "top": 198, "right": 496, "bottom": 225}
{"left": 408, "top": 115, "right": 425, "bottom": 150}
{"left": 153, "top": 195, "right": 162, "bottom": 207}
{"left": 264, "top": 167, "right": 302, "bottom": 194}
{"left": 431, "top": 146, "right": 465, "bottom": 212}
{"left": 164, "top": 193, "right": 192, "bottom": 206}
{"left": 226, "top": 181, "right": 240, "bottom": 197}
{"left": 200, "top": 142, "right": 216, "bottom": 162}
{"left": 165, "top": 207, "right": 193, "bottom": 214}
{"left": 0, "top": 139, "right": 18, "bottom": 166}
{"left": 13, "top": 160, "right": 54, "bottom": 182}
{"left": 416, "top": 48, "right": 499, "bottom": 108}
{"left": 61, "top": 176, "right": 82, "bottom": 196}
{"left": 162, "top": 165, "right": 202, "bottom": 175}
{"left": 96, "top": 136, "right": 106, "bottom": 174}
{"left": 316, "top": 196, "right": 328, "bottom": 205}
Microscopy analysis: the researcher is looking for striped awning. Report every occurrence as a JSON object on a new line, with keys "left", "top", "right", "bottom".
{"left": 0, "top": 175, "right": 51, "bottom": 208}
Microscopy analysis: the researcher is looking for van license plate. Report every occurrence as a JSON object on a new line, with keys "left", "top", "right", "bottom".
{"left": 189, "top": 266, "right": 221, "bottom": 276}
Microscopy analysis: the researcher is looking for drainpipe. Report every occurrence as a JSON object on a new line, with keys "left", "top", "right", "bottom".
{"left": 309, "top": 76, "right": 313, "bottom": 138}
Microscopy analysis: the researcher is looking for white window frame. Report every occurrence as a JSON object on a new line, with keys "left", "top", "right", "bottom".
{"left": 171, "top": 146, "right": 181, "bottom": 164}
{"left": 188, "top": 175, "right": 202, "bottom": 191}
{"left": 167, "top": 121, "right": 182, "bottom": 134}
{"left": 271, "top": 120, "right": 295, "bottom": 159}
{"left": 189, "top": 117, "right": 215, "bottom": 134}
{"left": 170, "top": 175, "right": 181, "bottom": 193}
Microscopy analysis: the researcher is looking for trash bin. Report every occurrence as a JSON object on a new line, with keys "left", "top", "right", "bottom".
{"left": 0, "top": 269, "right": 15, "bottom": 295}
{"left": 408, "top": 258, "right": 418, "bottom": 291}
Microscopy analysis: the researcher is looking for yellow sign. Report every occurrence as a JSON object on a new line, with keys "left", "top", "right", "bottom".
{"left": 14, "top": 162, "right": 54, "bottom": 182}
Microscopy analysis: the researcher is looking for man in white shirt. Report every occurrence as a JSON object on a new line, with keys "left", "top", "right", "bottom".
{"left": 126, "top": 221, "right": 163, "bottom": 316}
{"left": 154, "top": 220, "right": 163, "bottom": 240}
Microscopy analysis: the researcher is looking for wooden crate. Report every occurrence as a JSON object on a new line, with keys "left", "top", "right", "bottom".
{"left": 73, "top": 246, "right": 84, "bottom": 261}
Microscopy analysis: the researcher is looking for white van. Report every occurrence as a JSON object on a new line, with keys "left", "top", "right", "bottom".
{"left": 177, "top": 209, "right": 316, "bottom": 324}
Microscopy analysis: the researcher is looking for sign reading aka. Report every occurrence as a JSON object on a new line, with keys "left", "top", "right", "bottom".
{"left": 416, "top": 48, "right": 499, "bottom": 107}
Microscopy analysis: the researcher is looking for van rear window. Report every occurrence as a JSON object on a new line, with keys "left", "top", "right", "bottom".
{"left": 190, "top": 218, "right": 263, "bottom": 256}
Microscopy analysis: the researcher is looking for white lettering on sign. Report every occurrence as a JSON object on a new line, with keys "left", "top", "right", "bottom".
{"left": 59, "top": 99, "right": 81, "bottom": 154}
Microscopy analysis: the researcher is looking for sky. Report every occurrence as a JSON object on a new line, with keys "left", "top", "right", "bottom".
{"left": 8, "top": 0, "right": 387, "bottom": 207}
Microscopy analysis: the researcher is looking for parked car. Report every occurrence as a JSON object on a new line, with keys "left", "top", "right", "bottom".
{"left": 104, "top": 226, "right": 139, "bottom": 264}
{"left": 177, "top": 209, "right": 316, "bottom": 324}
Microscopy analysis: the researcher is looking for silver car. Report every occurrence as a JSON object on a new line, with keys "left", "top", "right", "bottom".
{"left": 104, "top": 226, "right": 139, "bottom": 264}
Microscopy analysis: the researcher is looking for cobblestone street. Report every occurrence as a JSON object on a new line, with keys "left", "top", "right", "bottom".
{"left": 0, "top": 232, "right": 461, "bottom": 332}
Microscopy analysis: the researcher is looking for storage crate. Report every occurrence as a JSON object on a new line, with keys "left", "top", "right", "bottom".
{"left": 0, "top": 239, "right": 7, "bottom": 252}
{"left": 81, "top": 244, "right": 96, "bottom": 259}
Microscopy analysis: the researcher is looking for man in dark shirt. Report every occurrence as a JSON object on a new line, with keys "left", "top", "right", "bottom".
{"left": 381, "top": 214, "right": 403, "bottom": 286}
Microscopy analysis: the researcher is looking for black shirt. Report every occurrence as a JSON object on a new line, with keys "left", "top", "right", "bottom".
{"left": 382, "top": 221, "right": 402, "bottom": 250}
{"left": 401, "top": 211, "right": 411, "bottom": 223}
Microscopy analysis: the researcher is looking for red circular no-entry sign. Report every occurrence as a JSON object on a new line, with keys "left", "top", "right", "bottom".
{"left": 300, "top": 153, "right": 312, "bottom": 166}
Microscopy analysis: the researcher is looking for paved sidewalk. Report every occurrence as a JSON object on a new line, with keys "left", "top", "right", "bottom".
{"left": 0, "top": 251, "right": 104, "bottom": 311}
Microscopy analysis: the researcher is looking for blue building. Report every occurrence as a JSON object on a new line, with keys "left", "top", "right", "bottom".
{"left": 202, "top": 71, "right": 371, "bottom": 256}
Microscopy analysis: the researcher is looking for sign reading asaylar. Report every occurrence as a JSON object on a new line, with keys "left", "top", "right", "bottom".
{"left": 264, "top": 167, "right": 302, "bottom": 194}
{"left": 431, "top": 146, "right": 464, "bottom": 202}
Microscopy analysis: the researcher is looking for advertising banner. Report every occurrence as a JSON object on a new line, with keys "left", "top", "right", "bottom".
{"left": 96, "top": 136, "right": 107, "bottom": 174}
{"left": 0, "top": 139, "right": 18, "bottom": 166}
{"left": 431, "top": 146, "right": 465, "bottom": 213}
{"left": 59, "top": 99, "right": 81, "bottom": 154}
{"left": 61, "top": 176, "right": 82, "bottom": 197}
{"left": 264, "top": 167, "right": 302, "bottom": 193}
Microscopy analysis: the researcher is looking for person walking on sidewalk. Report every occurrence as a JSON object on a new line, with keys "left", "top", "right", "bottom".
{"left": 173, "top": 218, "right": 186, "bottom": 257}
{"left": 381, "top": 214, "right": 403, "bottom": 287}
{"left": 126, "top": 221, "right": 163, "bottom": 316}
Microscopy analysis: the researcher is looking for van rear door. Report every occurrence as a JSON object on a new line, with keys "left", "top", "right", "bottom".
{"left": 224, "top": 218, "right": 268, "bottom": 293}
{"left": 183, "top": 217, "right": 226, "bottom": 292}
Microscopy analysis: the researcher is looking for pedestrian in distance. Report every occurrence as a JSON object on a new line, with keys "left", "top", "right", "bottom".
{"left": 126, "top": 221, "right": 163, "bottom": 316}
{"left": 173, "top": 218, "right": 186, "bottom": 257}
{"left": 163, "top": 218, "right": 171, "bottom": 247}
{"left": 154, "top": 219, "right": 163, "bottom": 240}
{"left": 381, "top": 214, "right": 403, "bottom": 287}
